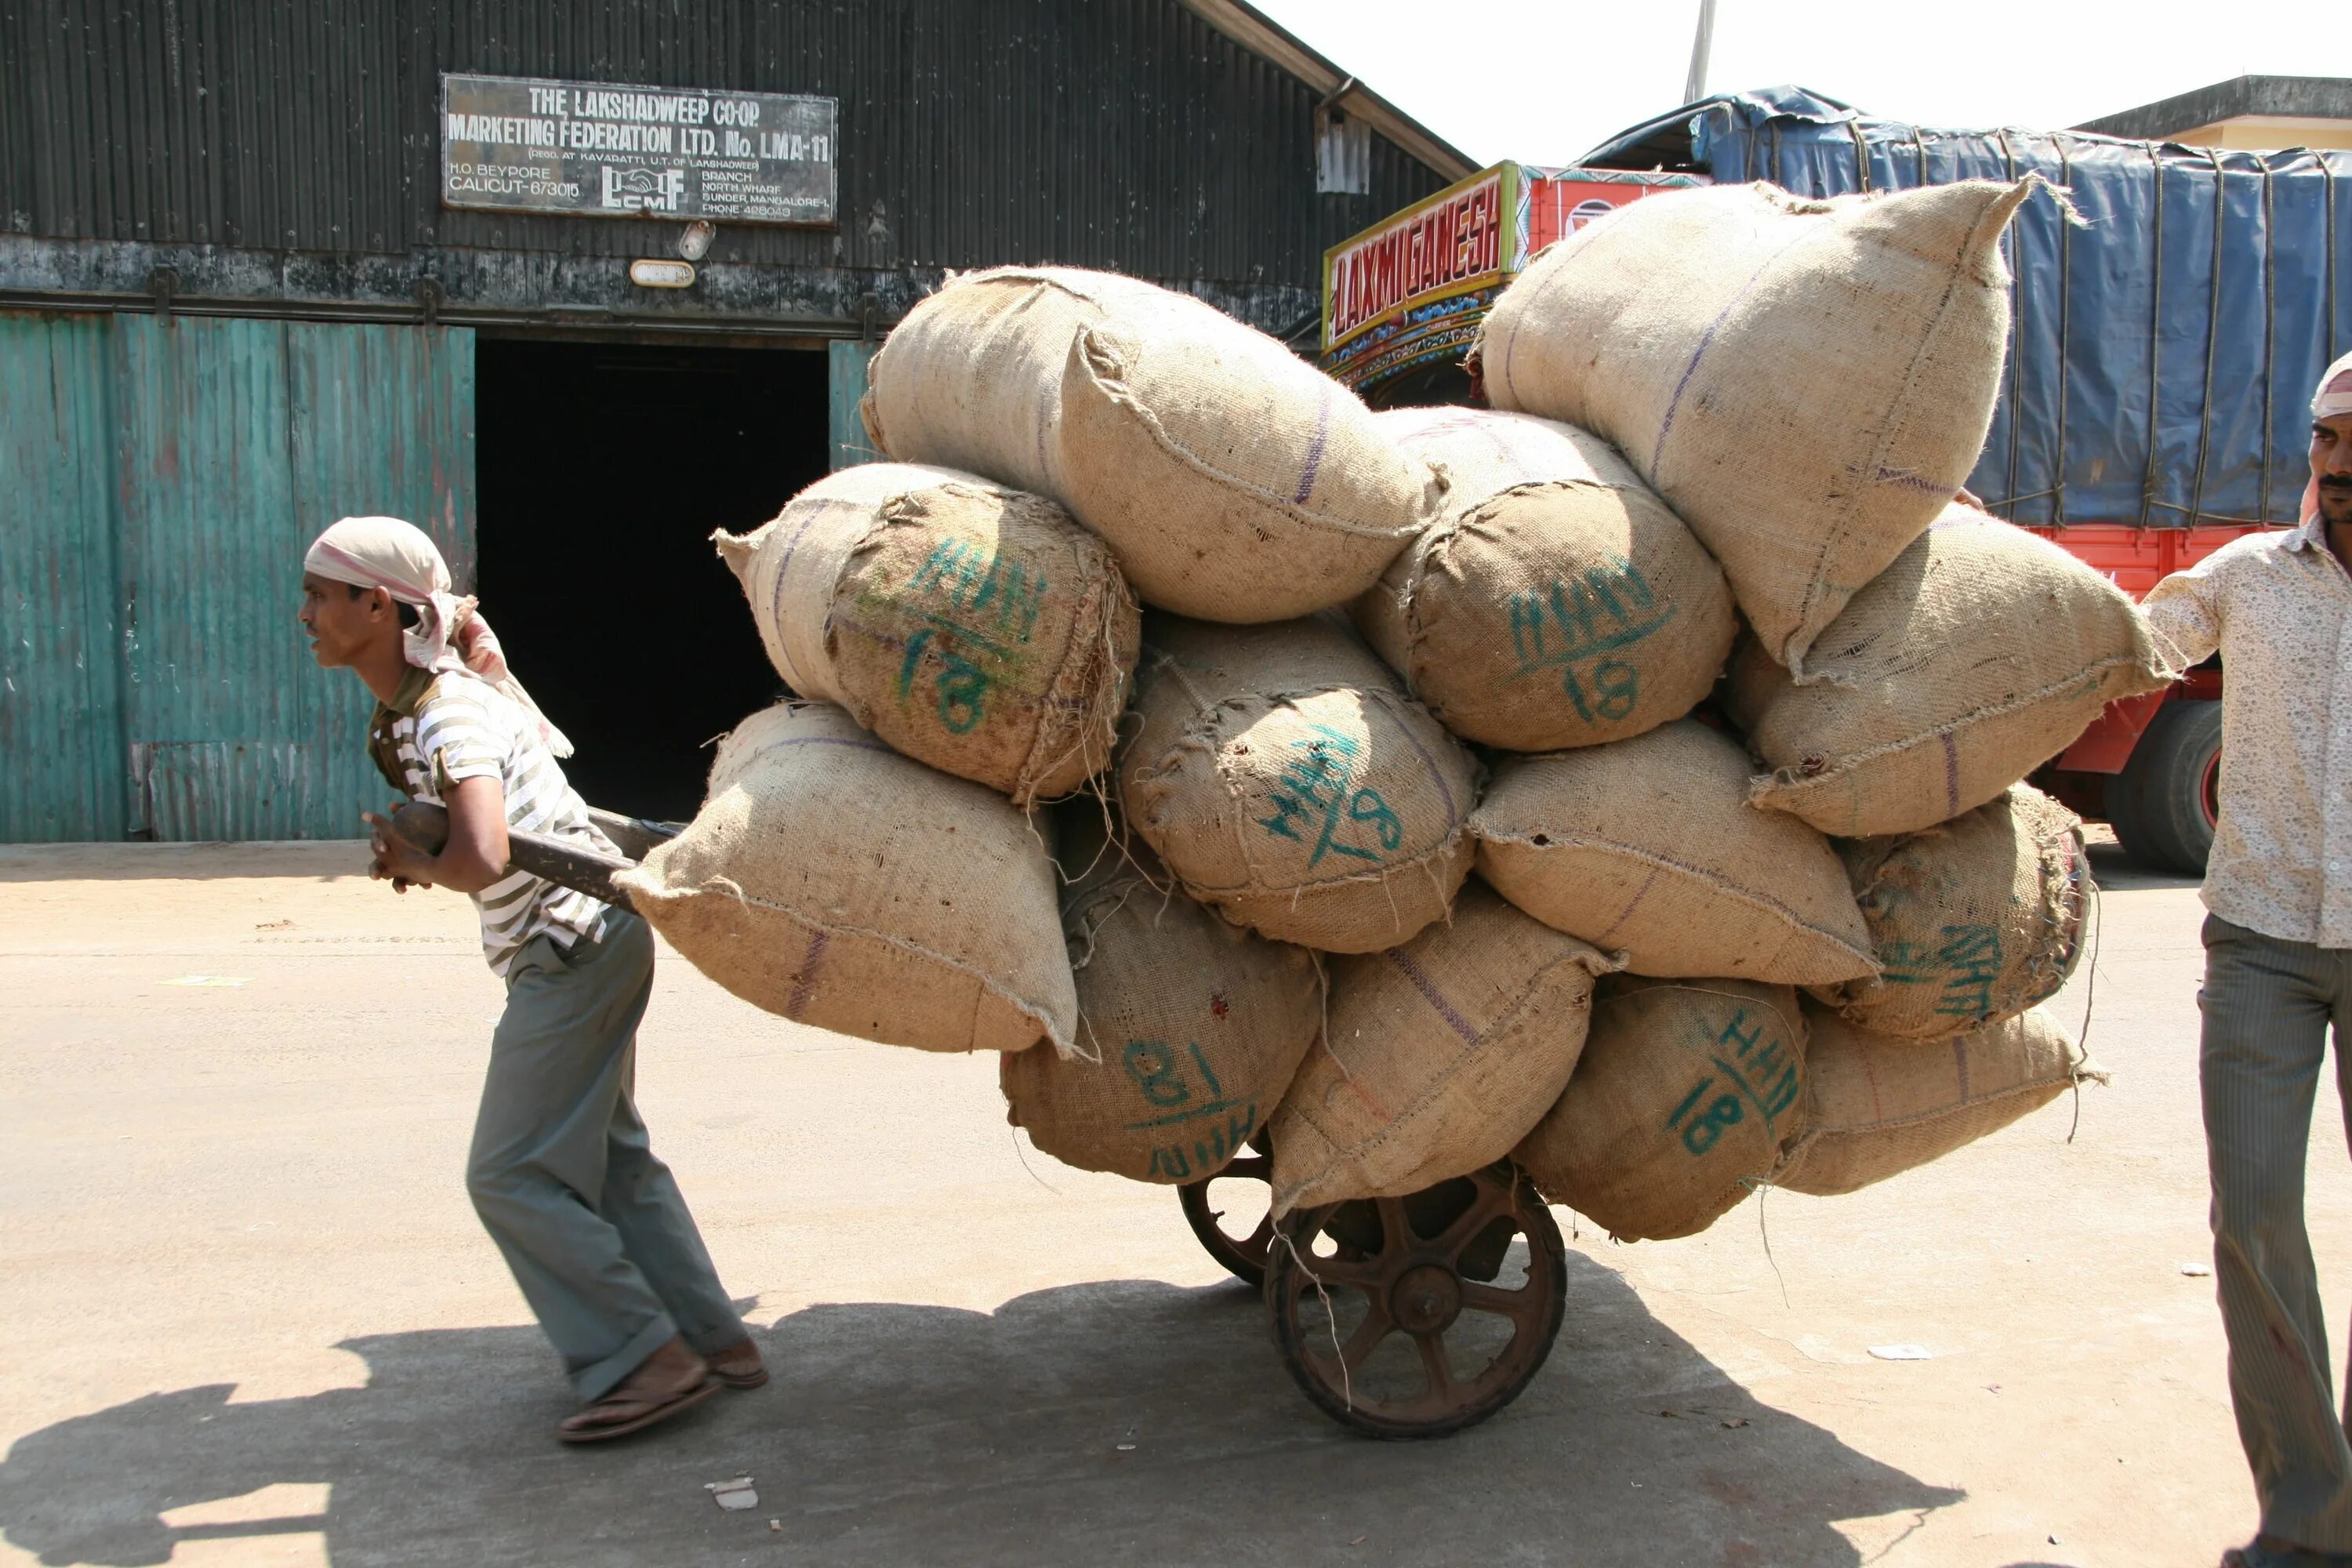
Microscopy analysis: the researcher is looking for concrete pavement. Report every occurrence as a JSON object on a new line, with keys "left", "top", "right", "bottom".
{"left": 0, "top": 837, "right": 2329, "bottom": 1566}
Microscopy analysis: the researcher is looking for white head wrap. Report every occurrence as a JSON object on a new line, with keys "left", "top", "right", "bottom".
{"left": 303, "top": 515, "right": 572, "bottom": 757}
{"left": 2318, "top": 351, "right": 2352, "bottom": 420}
{"left": 2300, "top": 352, "right": 2352, "bottom": 526}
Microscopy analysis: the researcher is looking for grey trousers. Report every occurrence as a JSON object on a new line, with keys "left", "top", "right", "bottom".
{"left": 2203, "top": 913, "right": 2352, "bottom": 1548}
{"left": 468, "top": 909, "right": 746, "bottom": 1401}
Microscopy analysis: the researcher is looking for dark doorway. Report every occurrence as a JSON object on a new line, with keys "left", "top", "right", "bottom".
{"left": 476, "top": 338, "right": 829, "bottom": 821}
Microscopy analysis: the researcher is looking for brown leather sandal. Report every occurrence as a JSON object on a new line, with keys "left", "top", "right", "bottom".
{"left": 708, "top": 1339, "right": 769, "bottom": 1390}
{"left": 558, "top": 1337, "right": 719, "bottom": 1444}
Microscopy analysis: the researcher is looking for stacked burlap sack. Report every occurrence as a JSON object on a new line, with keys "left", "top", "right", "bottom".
{"left": 1471, "top": 177, "right": 2154, "bottom": 1239}
{"left": 615, "top": 267, "right": 1462, "bottom": 1099}
{"left": 621, "top": 182, "right": 2155, "bottom": 1246}
{"left": 615, "top": 460, "right": 1145, "bottom": 1057}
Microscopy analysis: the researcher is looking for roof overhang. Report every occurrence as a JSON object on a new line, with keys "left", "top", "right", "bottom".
{"left": 2075, "top": 74, "right": 2352, "bottom": 140}
{"left": 1178, "top": 0, "right": 1479, "bottom": 182}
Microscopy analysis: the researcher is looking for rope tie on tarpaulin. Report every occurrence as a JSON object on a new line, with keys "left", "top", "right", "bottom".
{"left": 2185, "top": 147, "right": 2229, "bottom": 528}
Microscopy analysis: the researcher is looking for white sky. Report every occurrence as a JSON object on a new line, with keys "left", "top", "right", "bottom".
{"left": 1253, "top": 0, "right": 2352, "bottom": 167}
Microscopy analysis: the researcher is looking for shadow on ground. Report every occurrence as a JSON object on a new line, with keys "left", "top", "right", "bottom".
{"left": 2084, "top": 838, "right": 2201, "bottom": 895}
{"left": 0, "top": 1257, "right": 1958, "bottom": 1567}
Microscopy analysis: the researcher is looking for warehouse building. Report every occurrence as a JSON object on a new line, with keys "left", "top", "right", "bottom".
{"left": 0, "top": 0, "right": 1468, "bottom": 834}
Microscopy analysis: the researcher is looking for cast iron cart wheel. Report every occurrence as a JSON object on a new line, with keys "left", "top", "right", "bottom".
{"left": 1178, "top": 1140, "right": 1275, "bottom": 1288}
{"left": 1263, "top": 1161, "right": 1566, "bottom": 1439}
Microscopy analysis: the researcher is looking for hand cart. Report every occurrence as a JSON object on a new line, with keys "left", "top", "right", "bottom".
{"left": 390, "top": 802, "right": 1570, "bottom": 1439}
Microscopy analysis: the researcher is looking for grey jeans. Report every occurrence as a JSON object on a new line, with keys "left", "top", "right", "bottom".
{"left": 468, "top": 909, "right": 746, "bottom": 1400}
{"left": 2203, "top": 913, "right": 2352, "bottom": 1548}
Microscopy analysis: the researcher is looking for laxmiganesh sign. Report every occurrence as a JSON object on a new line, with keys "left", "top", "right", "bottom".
{"left": 1321, "top": 163, "right": 1706, "bottom": 397}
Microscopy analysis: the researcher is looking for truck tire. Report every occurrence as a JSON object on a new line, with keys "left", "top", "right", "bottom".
{"left": 2098, "top": 754, "right": 2151, "bottom": 869}
{"left": 2111, "top": 699, "right": 2220, "bottom": 876}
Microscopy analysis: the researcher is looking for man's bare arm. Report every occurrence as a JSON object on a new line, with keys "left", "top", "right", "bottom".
{"left": 363, "top": 775, "right": 510, "bottom": 894}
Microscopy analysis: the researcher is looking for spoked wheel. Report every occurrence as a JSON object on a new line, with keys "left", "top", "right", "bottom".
{"left": 1178, "top": 1141, "right": 1274, "bottom": 1288}
{"left": 1264, "top": 1161, "right": 1566, "bottom": 1439}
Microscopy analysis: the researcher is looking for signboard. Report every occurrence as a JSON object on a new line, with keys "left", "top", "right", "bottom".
{"left": 440, "top": 72, "right": 837, "bottom": 226}
{"left": 1320, "top": 164, "right": 1705, "bottom": 397}
{"left": 1324, "top": 165, "right": 1515, "bottom": 354}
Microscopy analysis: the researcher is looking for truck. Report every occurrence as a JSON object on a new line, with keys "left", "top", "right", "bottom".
{"left": 1319, "top": 85, "right": 2352, "bottom": 876}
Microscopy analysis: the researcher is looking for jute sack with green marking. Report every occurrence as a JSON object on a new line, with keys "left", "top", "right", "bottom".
{"left": 1515, "top": 976, "right": 1808, "bottom": 1242}
{"left": 1119, "top": 612, "right": 1479, "bottom": 953}
{"left": 1773, "top": 1004, "right": 2096, "bottom": 1196}
{"left": 1002, "top": 818, "right": 1323, "bottom": 1183}
{"left": 615, "top": 702, "right": 1076, "bottom": 1056}
{"left": 1472, "top": 179, "right": 2034, "bottom": 676}
{"left": 1268, "top": 881, "right": 1617, "bottom": 1214}
{"left": 862, "top": 266, "right": 1439, "bottom": 622}
{"left": 1726, "top": 504, "right": 2167, "bottom": 839}
{"left": 1472, "top": 720, "right": 1876, "bottom": 985}
{"left": 1807, "top": 783, "right": 2089, "bottom": 1041}
{"left": 716, "top": 463, "right": 1142, "bottom": 805}
{"left": 1351, "top": 407, "right": 1736, "bottom": 750}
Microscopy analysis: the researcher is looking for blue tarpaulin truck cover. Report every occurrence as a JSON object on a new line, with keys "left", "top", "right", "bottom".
{"left": 1581, "top": 86, "right": 2352, "bottom": 528}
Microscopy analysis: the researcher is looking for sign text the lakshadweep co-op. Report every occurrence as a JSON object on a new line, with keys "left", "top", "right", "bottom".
{"left": 440, "top": 73, "right": 837, "bottom": 227}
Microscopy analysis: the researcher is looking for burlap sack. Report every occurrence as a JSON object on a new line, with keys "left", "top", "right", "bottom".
{"left": 1472, "top": 720, "right": 1876, "bottom": 985}
{"left": 1002, "top": 819, "right": 1322, "bottom": 1183}
{"left": 716, "top": 463, "right": 1142, "bottom": 804}
{"left": 1810, "top": 784, "right": 2088, "bottom": 1040}
{"left": 1774, "top": 1004, "right": 2094, "bottom": 1196}
{"left": 1352, "top": 407, "right": 1736, "bottom": 750}
{"left": 615, "top": 702, "right": 1076, "bottom": 1055}
{"left": 862, "top": 266, "right": 1439, "bottom": 622}
{"left": 1268, "top": 881, "right": 1617, "bottom": 1214}
{"left": 1473, "top": 179, "right": 2034, "bottom": 675}
{"left": 1120, "top": 612, "right": 1480, "bottom": 953}
{"left": 1515, "top": 976, "right": 1807, "bottom": 1242}
{"left": 1727, "top": 504, "right": 2168, "bottom": 838}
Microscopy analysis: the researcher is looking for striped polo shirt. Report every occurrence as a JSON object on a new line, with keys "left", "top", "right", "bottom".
{"left": 372, "top": 669, "right": 613, "bottom": 976}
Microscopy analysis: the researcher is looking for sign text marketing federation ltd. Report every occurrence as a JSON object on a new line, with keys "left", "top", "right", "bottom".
{"left": 440, "top": 72, "right": 837, "bottom": 227}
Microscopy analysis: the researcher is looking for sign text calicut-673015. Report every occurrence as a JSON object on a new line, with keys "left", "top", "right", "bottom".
{"left": 440, "top": 72, "right": 837, "bottom": 227}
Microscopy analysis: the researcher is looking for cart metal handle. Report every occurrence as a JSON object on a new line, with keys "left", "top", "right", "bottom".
{"left": 385, "top": 802, "right": 681, "bottom": 915}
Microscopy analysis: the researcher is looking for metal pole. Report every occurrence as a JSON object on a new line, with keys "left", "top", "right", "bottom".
{"left": 1683, "top": 0, "right": 1717, "bottom": 105}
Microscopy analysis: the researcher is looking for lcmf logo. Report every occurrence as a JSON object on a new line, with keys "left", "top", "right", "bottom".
{"left": 601, "top": 166, "right": 686, "bottom": 212}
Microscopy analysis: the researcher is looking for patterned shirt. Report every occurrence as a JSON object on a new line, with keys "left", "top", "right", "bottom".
{"left": 370, "top": 667, "right": 612, "bottom": 976}
{"left": 2143, "top": 517, "right": 2352, "bottom": 947}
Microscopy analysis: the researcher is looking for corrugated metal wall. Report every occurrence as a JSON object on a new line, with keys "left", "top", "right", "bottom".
{"left": 0, "top": 310, "right": 474, "bottom": 841}
{"left": 0, "top": 0, "right": 1440, "bottom": 290}
{"left": 0, "top": 314, "right": 122, "bottom": 840}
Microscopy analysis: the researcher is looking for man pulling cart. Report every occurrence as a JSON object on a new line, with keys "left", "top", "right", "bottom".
{"left": 299, "top": 515, "right": 764, "bottom": 1443}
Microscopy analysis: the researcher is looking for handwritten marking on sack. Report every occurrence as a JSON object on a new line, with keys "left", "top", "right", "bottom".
{"left": 1120, "top": 1038, "right": 1259, "bottom": 1181}
{"left": 1879, "top": 923, "right": 2005, "bottom": 1022}
{"left": 880, "top": 539, "right": 1052, "bottom": 735}
{"left": 1662, "top": 1005, "right": 1799, "bottom": 1158}
{"left": 909, "top": 538, "right": 1050, "bottom": 640}
{"left": 1505, "top": 559, "right": 1677, "bottom": 724}
{"left": 1255, "top": 724, "right": 1406, "bottom": 867}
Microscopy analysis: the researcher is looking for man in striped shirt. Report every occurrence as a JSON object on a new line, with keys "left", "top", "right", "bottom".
{"left": 299, "top": 514, "right": 763, "bottom": 1444}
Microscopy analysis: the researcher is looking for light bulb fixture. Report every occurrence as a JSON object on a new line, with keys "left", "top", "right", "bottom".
{"left": 629, "top": 258, "right": 697, "bottom": 289}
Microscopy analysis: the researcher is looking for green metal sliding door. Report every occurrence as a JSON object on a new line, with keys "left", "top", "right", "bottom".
{"left": 0, "top": 314, "right": 125, "bottom": 840}
{"left": 827, "top": 339, "right": 880, "bottom": 470}
{"left": 0, "top": 311, "right": 474, "bottom": 842}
